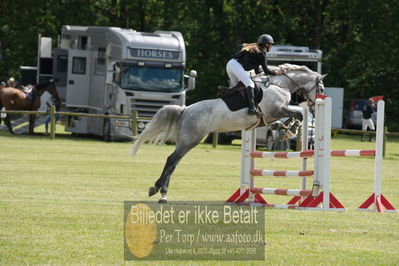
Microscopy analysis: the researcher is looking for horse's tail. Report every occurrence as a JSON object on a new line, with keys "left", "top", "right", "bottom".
{"left": 130, "top": 105, "right": 185, "bottom": 157}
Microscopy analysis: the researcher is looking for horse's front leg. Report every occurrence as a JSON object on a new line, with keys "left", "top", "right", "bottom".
{"left": 270, "top": 117, "right": 294, "bottom": 130}
{"left": 286, "top": 111, "right": 303, "bottom": 138}
{"left": 287, "top": 119, "right": 302, "bottom": 137}
{"left": 270, "top": 106, "right": 303, "bottom": 139}
{"left": 29, "top": 114, "right": 36, "bottom": 134}
{"left": 270, "top": 105, "right": 303, "bottom": 121}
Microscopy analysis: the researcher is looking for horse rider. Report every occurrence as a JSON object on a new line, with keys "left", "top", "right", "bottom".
{"left": 6, "top": 77, "right": 17, "bottom": 88}
{"left": 226, "top": 34, "right": 285, "bottom": 115}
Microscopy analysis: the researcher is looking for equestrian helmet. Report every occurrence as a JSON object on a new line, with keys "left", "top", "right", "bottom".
{"left": 257, "top": 34, "right": 274, "bottom": 45}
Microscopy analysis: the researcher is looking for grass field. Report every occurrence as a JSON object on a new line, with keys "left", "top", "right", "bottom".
{"left": 0, "top": 130, "right": 398, "bottom": 265}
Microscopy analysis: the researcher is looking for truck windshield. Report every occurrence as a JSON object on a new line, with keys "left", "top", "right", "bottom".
{"left": 120, "top": 66, "right": 183, "bottom": 92}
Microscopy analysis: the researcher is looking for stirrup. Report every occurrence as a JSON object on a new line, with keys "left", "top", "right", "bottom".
{"left": 248, "top": 108, "right": 262, "bottom": 116}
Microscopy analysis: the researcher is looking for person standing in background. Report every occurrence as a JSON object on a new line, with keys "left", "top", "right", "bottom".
{"left": 361, "top": 99, "right": 375, "bottom": 142}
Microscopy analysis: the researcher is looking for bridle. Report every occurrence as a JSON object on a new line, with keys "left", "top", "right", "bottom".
{"left": 282, "top": 73, "right": 324, "bottom": 109}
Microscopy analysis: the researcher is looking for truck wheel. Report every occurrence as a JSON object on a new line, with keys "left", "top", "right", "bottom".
{"left": 266, "top": 132, "right": 274, "bottom": 151}
{"left": 103, "top": 119, "right": 111, "bottom": 142}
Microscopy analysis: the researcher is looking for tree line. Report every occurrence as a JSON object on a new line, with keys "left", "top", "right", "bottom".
{"left": 0, "top": 0, "right": 398, "bottom": 127}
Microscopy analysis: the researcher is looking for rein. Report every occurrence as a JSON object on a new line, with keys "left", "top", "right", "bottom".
{"left": 282, "top": 73, "right": 302, "bottom": 91}
{"left": 282, "top": 73, "right": 321, "bottom": 108}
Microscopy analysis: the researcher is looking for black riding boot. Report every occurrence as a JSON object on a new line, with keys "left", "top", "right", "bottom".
{"left": 246, "top": 86, "right": 261, "bottom": 115}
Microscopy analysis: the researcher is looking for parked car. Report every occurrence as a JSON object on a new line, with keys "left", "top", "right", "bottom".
{"left": 205, "top": 105, "right": 315, "bottom": 151}
{"left": 344, "top": 99, "right": 377, "bottom": 129}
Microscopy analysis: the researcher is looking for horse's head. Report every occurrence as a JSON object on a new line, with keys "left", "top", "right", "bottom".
{"left": 35, "top": 79, "right": 61, "bottom": 103}
{"left": 299, "top": 72, "right": 326, "bottom": 116}
{"left": 278, "top": 64, "right": 327, "bottom": 116}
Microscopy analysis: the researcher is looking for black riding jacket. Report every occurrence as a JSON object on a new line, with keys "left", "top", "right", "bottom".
{"left": 232, "top": 48, "right": 276, "bottom": 75}
{"left": 362, "top": 104, "right": 374, "bottom": 119}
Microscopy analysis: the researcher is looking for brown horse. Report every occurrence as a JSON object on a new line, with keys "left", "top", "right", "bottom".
{"left": 0, "top": 79, "right": 61, "bottom": 134}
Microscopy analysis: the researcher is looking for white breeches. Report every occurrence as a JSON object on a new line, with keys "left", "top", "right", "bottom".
{"left": 362, "top": 118, "right": 375, "bottom": 131}
{"left": 226, "top": 59, "right": 254, "bottom": 88}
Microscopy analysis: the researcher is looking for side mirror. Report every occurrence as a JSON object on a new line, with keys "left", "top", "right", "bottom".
{"left": 187, "top": 70, "right": 197, "bottom": 91}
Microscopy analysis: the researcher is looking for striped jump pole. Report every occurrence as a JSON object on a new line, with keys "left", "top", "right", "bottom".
{"left": 250, "top": 169, "right": 314, "bottom": 177}
{"left": 247, "top": 187, "right": 347, "bottom": 211}
{"left": 251, "top": 149, "right": 375, "bottom": 159}
{"left": 250, "top": 187, "right": 312, "bottom": 197}
{"left": 251, "top": 150, "right": 314, "bottom": 159}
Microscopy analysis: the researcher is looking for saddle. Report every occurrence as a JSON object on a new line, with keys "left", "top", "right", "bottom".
{"left": 217, "top": 81, "right": 263, "bottom": 112}
{"left": 21, "top": 85, "right": 33, "bottom": 94}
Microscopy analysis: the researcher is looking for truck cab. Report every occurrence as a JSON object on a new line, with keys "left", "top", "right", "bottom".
{"left": 49, "top": 25, "right": 196, "bottom": 140}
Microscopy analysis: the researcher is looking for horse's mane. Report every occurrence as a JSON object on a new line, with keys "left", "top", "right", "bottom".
{"left": 269, "top": 63, "right": 315, "bottom": 74}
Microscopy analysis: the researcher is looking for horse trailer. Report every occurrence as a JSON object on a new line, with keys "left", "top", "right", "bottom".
{"left": 38, "top": 25, "right": 197, "bottom": 141}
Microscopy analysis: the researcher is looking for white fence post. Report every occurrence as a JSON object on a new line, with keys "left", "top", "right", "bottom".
{"left": 240, "top": 130, "right": 252, "bottom": 194}
{"left": 314, "top": 97, "right": 332, "bottom": 209}
{"left": 374, "top": 100, "right": 384, "bottom": 198}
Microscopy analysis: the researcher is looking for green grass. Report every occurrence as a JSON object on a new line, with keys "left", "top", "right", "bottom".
{"left": 0, "top": 131, "right": 398, "bottom": 265}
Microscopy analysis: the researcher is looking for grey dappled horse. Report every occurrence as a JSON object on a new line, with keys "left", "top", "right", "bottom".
{"left": 131, "top": 64, "right": 326, "bottom": 203}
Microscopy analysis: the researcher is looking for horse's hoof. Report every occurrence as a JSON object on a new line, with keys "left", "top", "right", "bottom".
{"left": 148, "top": 186, "right": 160, "bottom": 197}
{"left": 158, "top": 198, "right": 167, "bottom": 204}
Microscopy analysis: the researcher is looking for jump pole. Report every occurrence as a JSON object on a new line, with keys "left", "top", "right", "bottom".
{"left": 228, "top": 96, "right": 346, "bottom": 211}
{"left": 357, "top": 99, "right": 397, "bottom": 213}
